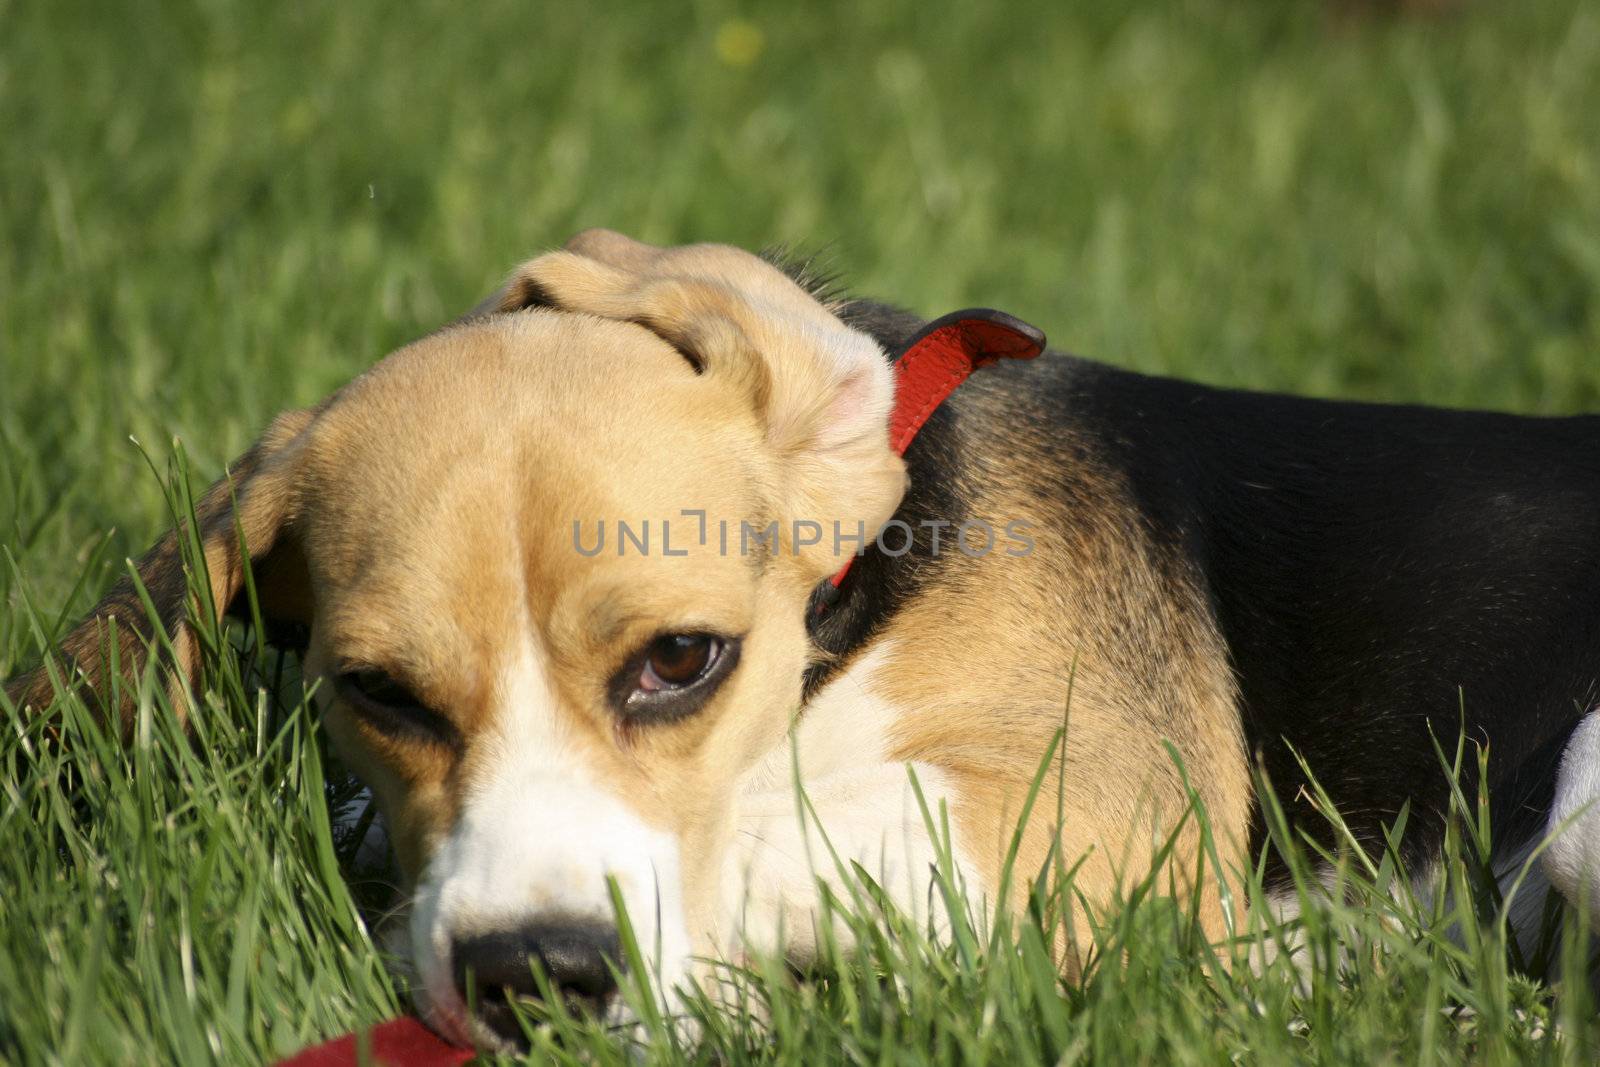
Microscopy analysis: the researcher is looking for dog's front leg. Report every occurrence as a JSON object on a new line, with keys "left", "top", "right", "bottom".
{"left": 731, "top": 760, "right": 981, "bottom": 964}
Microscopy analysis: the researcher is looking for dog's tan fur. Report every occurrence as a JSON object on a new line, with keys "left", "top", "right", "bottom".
{"left": 6, "top": 231, "right": 1251, "bottom": 1033}
{"left": 866, "top": 409, "right": 1249, "bottom": 965}
{"left": 5, "top": 407, "right": 313, "bottom": 732}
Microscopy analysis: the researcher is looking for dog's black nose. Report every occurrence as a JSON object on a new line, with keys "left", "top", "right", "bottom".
{"left": 453, "top": 919, "right": 621, "bottom": 1040}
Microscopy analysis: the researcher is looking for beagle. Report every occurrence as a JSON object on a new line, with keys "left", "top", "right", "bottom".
{"left": 8, "top": 230, "right": 1600, "bottom": 1049}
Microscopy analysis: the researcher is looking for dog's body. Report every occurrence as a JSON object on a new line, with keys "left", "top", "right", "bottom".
{"left": 832, "top": 297, "right": 1600, "bottom": 889}
{"left": 8, "top": 232, "right": 1600, "bottom": 1048}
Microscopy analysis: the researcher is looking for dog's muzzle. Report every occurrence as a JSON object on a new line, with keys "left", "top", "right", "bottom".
{"left": 453, "top": 918, "right": 622, "bottom": 1043}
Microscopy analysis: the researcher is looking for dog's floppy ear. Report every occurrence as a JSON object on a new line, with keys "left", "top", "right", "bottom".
{"left": 469, "top": 230, "right": 672, "bottom": 317}
{"left": 4, "top": 408, "right": 315, "bottom": 735}
{"left": 490, "top": 231, "right": 906, "bottom": 580}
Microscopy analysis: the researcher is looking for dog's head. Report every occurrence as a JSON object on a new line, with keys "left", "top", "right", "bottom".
{"left": 7, "top": 232, "right": 906, "bottom": 1045}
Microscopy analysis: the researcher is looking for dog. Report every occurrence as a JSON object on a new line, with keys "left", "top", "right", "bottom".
{"left": 7, "top": 230, "right": 1600, "bottom": 1049}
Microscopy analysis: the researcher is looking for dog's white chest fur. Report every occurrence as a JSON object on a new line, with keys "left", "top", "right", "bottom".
{"left": 724, "top": 643, "right": 982, "bottom": 961}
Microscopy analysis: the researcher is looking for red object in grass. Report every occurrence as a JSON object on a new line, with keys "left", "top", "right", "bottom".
{"left": 275, "top": 1017, "right": 473, "bottom": 1067}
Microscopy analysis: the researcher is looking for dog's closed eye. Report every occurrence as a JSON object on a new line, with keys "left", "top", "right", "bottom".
{"left": 609, "top": 633, "right": 742, "bottom": 725}
{"left": 336, "top": 669, "right": 461, "bottom": 750}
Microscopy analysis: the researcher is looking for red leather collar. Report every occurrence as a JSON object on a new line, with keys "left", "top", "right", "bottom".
{"left": 824, "top": 307, "right": 1045, "bottom": 597}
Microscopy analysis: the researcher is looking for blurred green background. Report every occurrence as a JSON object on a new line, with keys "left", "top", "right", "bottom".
{"left": 4, "top": 0, "right": 1600, "bottom": 644}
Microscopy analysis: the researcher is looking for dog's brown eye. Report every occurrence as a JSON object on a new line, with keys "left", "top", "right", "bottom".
{"left": 344, "top": 669, "right": 416, "bottom": 707}
{"left": 610, "top": 633, "right": 741, "bottom": 725}
{"left": 641, "top": 634, "right": 718, "bottom": 690}
{"left": 336, "top": 669, "right": 459, "bottom": 750}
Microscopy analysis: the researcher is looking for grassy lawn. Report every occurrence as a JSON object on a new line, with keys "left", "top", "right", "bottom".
{"left": 4, "top": 0, "right": 1600, "bottom": 1062}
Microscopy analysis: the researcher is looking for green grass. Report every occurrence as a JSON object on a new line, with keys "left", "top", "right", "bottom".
{"left": 3, "top": 0, "right": 1600, "bottom": 1062}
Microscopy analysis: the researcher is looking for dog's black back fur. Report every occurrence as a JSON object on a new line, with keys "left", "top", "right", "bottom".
{"left": 1078, "top": 359, "right": 1600, "bottom": 875}
{"left": 825, "top": 297, "right": 1600, "bottom": 880}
